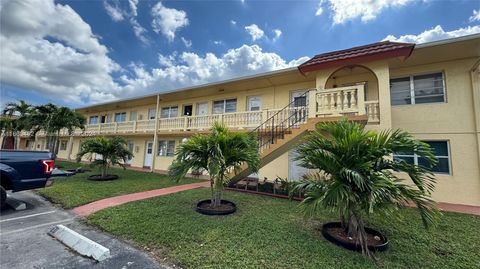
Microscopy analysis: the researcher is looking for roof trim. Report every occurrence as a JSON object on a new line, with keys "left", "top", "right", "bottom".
{"left": 76, "top": 66, "right": 299, "bottom": 110}
{"left": 298, "top": 41, "right": 415, "bottom": 74}
{"left": 415, "top": 33, "right": 480, "bottom": 49}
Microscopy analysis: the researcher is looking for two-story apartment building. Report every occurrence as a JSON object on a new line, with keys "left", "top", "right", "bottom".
{"left": 19, "top": 34, "right": 480, "bottom": 207}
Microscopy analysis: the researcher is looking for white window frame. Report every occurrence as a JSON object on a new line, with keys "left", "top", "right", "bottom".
{"left": 114, "top": 112, "right": 127, "bottom": 122}
{"left": 390, "top": 72, "right": 446, "bottom": 106}
{"left": 393, "top": 140, "right": 451, "bottom": 175}
{"left": 161, "top": 106, "right": 178, "bottom": 118}
{"left": 89, "top": 116, "right": 98, "bottom": 124}
{"left": 157, "top": 140, "right": 176, "bottom": 157}
{"left": 213, "top": 98, "right": 237, "bottom": 114}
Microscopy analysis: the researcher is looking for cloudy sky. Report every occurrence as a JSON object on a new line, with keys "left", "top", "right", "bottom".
{"left": 0, "top": 0, "right": 479, "bottom": 108}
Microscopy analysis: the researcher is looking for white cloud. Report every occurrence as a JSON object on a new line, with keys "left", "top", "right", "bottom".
{"left": 181, "top": 37, "right": 192, "bottom": 48}
{"left": 318, "top": 0, "right": 414, "bottom": 25}
{"left": 103, "top": 0, "right": 148, "bottom": 44}
{"left": 315, "top": 0, "right": 324, "bottom": 16}
{"left": 0, "top": 1, "right": 309, "bottom": 106}
{"left": 213, "top": 40, "right": 223, "bottom": 45}
{"left": 0, "top": 0, "right": 121, "bottom": 104}
{"left": 231, "top": 20, "right": 237, "bottom": 25}
{"left": 470, "top": 9, "right": 480, "bottom": 22}
{"left": 128, "top": 0, "right": 138, "bottom": 17}
{"left": 245, "top": 24, "right": 264, "bottom": 41}
{"left": 383, "top": 25, "right": 480, "bottom": 43}
{"left": 272, "top": 29, "right": 282, "bottom": 41}
{"left": 158, "top": 53, "right": 177, "bottom": 67}
{"left": 151, "top": 2, "right": 189, "bottom": 42}
{"left": 0, "top": 0, "right": 308, "bottom": 105}
{"left": 130, "top": 18, "right": 149, "bottom": 44}
{"left": 104, "top": 1, "right": 124, "bottom": 21}
{"left": 121, "top": 44, "right": 309, "bottom": 96}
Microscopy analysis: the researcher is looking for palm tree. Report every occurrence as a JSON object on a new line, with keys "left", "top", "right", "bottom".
{"left": 76, "top": 136, "right": 133, "bottom": 178}
{"left": 3, "top": 100, "right": 32, "bottom": 117}
{"left": 0, "top": 117, "right": 18, "bottom": 149}
{"left": 291, "top": 120, "right": 440, "bottom": 258}
{"left": 27, "top": 103, "right": 86, "bottom": 157}
{"left": 1, "top": 100, "right": 32, "bottom": 149}
{"left": 169, "top": 122, "right": 260, "bottom": 208}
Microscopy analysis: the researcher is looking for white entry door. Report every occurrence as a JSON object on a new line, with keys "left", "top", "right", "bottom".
{"left": 290, "top": 91, "right": 308, "bottom": 126}
{"left": 144, "top": 141, "right": 154, "bottom": 167}
{"left": 127, "top": 141, "right": 134, "bottom": 165}
{"left": 196, "top": 103, "right": 208, "bottom": 128}
{"left": 247, "top": 96, "right": 262, "bottom": 126}
{"left": 197, "top": 103, "right": 208, "bottom": 115}
{"left": 288, "top": 150, "right": 309, "bottom": 181}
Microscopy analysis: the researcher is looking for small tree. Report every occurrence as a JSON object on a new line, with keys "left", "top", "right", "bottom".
{"left": 26, "top": 103, "right": 86, "bottom": 157}
{"left": 76, "top": 136, "right": 133, "bottom": 178}
{"left": 292, "top": 120, "right": 440, "bottom": 258}
{"left": 0, "top": 117, "right": 18, "bottom": 149}
{"left": 1, "top": 100, "right": 32, "bottom": 149}
{"left": 169, "top": 123, "right": 260, "bottom": 207}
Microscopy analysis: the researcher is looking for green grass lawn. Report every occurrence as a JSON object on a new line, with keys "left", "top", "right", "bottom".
{"left": 36, "top": 160, "right": 202, "bottom": 208}
{"left": 87, "top": 188, "right": 480, "bottom": 269}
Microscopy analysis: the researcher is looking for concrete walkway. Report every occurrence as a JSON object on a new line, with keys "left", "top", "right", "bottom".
{"left": 73, "top": 181, "right": 210, "bottom": 217}
{"left": 1, "top": 191, "right": 169, "bottom": 269}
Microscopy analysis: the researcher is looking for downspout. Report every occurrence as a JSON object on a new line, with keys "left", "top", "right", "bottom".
{"left": 151, "top": 94, "right": 160, "bottom": 172}
{"left": 470, "top": 59, "right": 480, "bottom": 168}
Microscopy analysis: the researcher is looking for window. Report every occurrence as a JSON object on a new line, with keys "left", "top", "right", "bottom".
{"left": 393, "top": 141, "right": 450, "bottom": 174}
{"left": 161, "top": 106, "right": 178, "bottom": 118}
{"left": 60, "top": 140, "right": 68, "bottom": 151}
{"left": 213, "top": 99, "right": 237, "bottom": 114}
{"left": 114, "top": 112, "right": 127, "bottom": 122}
{"left": 89, "top": 116, "right": 98, "bottom": 124}
{"left": 390, "top": 72, "right": 445, "bottom": 105}
{"left": 157, "top": 140, "right": 175, "bottom": 156}
{"left": 148, "top": 108, "right": 157, "bottom": 119}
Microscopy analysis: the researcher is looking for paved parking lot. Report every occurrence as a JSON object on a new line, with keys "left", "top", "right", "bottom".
{"left": 0, "top": 191, "right": 168, "bottom": 269}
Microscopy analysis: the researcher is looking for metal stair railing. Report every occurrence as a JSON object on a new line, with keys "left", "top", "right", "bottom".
{"left": 250, "top": 90, "right": 311, "bottom": 153}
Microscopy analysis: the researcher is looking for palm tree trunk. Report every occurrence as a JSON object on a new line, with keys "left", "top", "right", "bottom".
{"left": 52, "top": 130, "right": 60, "bottom": 158}
{"left": 347, "top": 210, "right": 372, "bottom": 258}
{"left": 102, "top": 165, "right": 107, "bottom": 178}
{"left": 211, "top": 174, "right": 223, "bottom": 208}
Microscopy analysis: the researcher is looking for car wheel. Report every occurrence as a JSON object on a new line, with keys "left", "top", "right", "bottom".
{"left": 0, "top": 186, "right": 6, "bottom": 209}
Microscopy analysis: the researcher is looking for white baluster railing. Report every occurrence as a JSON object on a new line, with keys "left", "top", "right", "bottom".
{"left": 26, "top": 92, "right": 380, "bottom": 138}
{"left": 316, "top": 85, "right": 366, "bottom": 117}
{"left": 365, "top": 101, "right": 380, "bottom": 124}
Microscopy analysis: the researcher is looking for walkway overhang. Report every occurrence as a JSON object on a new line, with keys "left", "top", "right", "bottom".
{"left": 298, "top": 41, "right": 415, "bottom": 74}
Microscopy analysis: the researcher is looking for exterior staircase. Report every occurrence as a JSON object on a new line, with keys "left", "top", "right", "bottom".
{"left": 228, "top": 90, "right": 368, "bottom": 183}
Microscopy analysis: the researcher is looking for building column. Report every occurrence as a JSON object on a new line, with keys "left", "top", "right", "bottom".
{"left": 364, "top": 61, "right": 392, "bottom": 131}
{"left": 151, "top": 94, "right": 160, "bottom": 172}
{"left": 66, "top": 136, "right": 74, "bottom": 160}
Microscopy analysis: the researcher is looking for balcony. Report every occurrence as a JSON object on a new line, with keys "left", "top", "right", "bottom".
{"left": 20, "top": 86, "right": 380, "bottom": 138}
{"left": 312, "top": 84, "right": 380, "bottom": 124}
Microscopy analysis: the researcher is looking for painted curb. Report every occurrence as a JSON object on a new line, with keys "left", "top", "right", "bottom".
{"left": 6, "top": 196, "right": 26, "bottom": 211}
{"left": 48, "top": 225, "right": 110, "bottom": 261}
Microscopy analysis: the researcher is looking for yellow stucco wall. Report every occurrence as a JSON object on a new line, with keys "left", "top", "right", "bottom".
{"left": 390, "top": 58, "right": 480, "bottom": 206}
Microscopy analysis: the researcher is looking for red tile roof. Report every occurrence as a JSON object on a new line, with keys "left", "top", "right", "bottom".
{"left": 298, "top": 41, "right": 415, "bottom": 74}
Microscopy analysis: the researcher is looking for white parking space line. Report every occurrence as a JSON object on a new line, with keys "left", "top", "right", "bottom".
{"left": 0, "top": 210, "right": 57, "bottom": 223}
{"left": 0, "top": 218, "right": 74, "bottom": 236}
